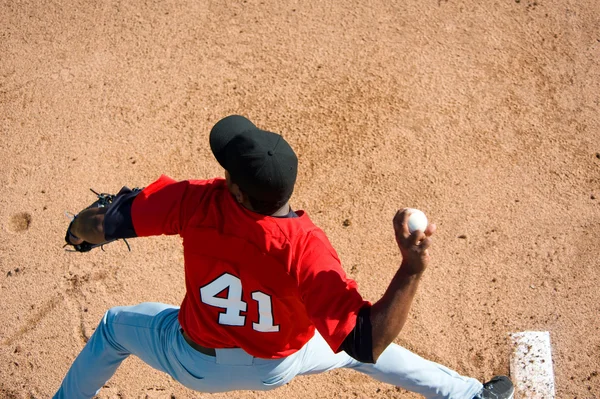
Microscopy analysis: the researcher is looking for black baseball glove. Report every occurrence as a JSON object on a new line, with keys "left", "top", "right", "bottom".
{"left": 64, "top": 189, "right": 133, "bottom": 252}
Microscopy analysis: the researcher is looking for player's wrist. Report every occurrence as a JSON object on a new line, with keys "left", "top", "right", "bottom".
{"left": 398, "top": 261, "right": 426, "bottom": 277}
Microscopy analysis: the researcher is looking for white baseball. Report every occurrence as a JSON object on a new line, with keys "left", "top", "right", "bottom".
{"left": 407, "top": 209, "right": 428, "bottom": 234}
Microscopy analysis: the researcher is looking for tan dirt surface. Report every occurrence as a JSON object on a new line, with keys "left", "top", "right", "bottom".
{"left": 1, "top": 0, "right": 599, "bottom": 398}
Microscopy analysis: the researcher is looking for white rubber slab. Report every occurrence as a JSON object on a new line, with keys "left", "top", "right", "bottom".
{"left": 509, "top": 331, "right": 556, "bottom": 399}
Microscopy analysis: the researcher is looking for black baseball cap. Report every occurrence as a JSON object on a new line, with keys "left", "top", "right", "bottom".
{"left": 210, "top": 115, "right": 298, "bottom": 203}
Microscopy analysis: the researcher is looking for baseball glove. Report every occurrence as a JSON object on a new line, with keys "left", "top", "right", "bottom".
{"left": 64, "top": 188, "right": 132, "bottom": 253}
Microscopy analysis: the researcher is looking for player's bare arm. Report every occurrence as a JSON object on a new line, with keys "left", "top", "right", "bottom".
{"left": 369, "top": 209, "right": 435, "bottom": 362}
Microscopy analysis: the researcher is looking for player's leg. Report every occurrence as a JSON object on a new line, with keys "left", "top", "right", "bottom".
{"left": 293, "top": 330, "right": 358, "bottom": 375}
{"left": 352, "top": 342, "right": 483, "bottom": 399}
{"left": 53, "top": 302, "right": 204, "bottom": 399}
{"left": 295, "top": 330, "right": 483, "bottom": 399}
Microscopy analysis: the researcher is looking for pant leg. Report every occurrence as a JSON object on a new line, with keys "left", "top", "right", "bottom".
{"left": 354, "top": 343, "right": 483, "bottom": 399}
{"left": 296, "top": 330, "right": 483, "bottom": 399}
{"left": 54, "top": 304, "right": 483, "bottom": 398}
{"left": 53, "top": 302, "right": 186, "bottom": 399}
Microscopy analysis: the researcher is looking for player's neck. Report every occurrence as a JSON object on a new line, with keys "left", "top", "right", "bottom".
{"left": 238, "top": 197, "right": 291, "bottom": 217}
{"left": 270, "top": 203, "right": 291, "bottom": 217}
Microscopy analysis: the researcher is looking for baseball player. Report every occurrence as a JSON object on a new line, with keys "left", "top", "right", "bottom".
{"left": 56, "top": 115, "right": 514, "bottom": 399}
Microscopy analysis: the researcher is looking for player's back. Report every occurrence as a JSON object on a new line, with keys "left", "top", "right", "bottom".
{"left": 178, "top": 178, "right": 321, "bottom": 359}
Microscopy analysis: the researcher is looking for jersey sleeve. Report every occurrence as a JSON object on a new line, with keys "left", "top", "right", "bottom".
{"left": 131, "top": 175, "right": 202, "bottom": 237}
{"left": 296, "top": 230, "right": 371, "bottom": 353}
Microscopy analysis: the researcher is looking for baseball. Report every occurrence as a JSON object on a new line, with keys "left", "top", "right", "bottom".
{"left": 407, "top": 208, "right": 428, "bottom": 234}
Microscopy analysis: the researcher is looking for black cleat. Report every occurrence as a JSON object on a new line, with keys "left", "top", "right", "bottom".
{"left": 474, "top": 376, "right": 514, "bottom": 399}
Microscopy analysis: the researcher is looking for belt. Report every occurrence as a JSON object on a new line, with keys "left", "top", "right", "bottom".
{"left": 181, "top": 329, "right": 216, "bottom": 357}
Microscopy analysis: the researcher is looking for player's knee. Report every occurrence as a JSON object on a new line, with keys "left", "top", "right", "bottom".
{"left": 102, "top": 306, "right": 126, "bottom": 328}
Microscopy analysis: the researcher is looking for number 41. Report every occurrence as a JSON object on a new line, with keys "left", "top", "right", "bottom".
{"left": 200, "top": 273, "right": 279, "bottom": 332}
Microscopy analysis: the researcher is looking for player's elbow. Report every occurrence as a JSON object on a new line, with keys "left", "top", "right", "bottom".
{"left": 340, "top": 306, "right": 376, "bottom": 363}
{"left": 347, "top": 349, "right": 377, "bottom": 364}
{"left": 370, "top": 343, "right": 387, "bottom": 363}
{"left": 341, "top": 341, "right": 376, "bottom": 364}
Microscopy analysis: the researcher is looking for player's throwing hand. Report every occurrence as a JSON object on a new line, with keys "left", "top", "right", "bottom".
{"left": 393, "top": 208, "right": 436, "bottom": 275}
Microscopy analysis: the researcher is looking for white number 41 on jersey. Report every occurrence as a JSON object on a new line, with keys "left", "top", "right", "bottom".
{"left": 200, "top": 273, "right": 279, "bottom": 332}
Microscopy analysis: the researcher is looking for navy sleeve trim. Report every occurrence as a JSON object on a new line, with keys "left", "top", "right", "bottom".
{"left": 340, "top": 305, "right": 374, "bottom": 363}
{"left": 103, "top": 187, "right": 143, "bottom": 240}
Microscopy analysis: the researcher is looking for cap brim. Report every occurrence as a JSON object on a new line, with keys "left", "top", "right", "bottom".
{"left": 210, "top": 115, "right": 258, "bottom": 169}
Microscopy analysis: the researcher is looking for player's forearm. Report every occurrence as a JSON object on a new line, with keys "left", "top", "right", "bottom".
{"left": 70, "top": 207, "right": 108, "bottom": 244}
{"left": 369, "top": 265, "right": 423, "bottom": 362}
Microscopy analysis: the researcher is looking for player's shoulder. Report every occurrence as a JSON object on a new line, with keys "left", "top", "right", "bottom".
{"left": 275, "top": 213, "right": 338, "bottom": 258}
{"left": 175, "top": 177, "right": 227, "bottom": 199}
{"left": 303, "top": 224, "right": 337, "bottom": 255}
{"left": 178, "top": 177, "right": 229, "bottom": 209}
{"left": 187, "top": 176, "right": 226, "bottom": 188}
{"left": 271, "top": 210, "right": 319, "bottom": 238}
{"left": 284, "top": 221, "right": 342, "bottom": 276}
{"left": 144, "top": 175, "right": 225, "bottom": 193}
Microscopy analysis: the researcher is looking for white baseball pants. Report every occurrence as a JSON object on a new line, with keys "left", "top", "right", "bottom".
{"left": 53, "top": 302, "right": 483, "bottom": 398}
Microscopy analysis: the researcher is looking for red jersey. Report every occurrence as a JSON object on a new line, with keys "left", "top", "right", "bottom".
{"left": 131, "top": 175, "right": 369, "bottom": 359}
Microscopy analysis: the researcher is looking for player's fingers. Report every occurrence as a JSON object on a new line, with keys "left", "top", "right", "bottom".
{"left": 408, "top": 230, "right": 425, "bottom": 247}
{"left": 393, "top": 209, "right": 411, "bottom": 236}
{"left": 419, "top": 236, "right": 432, "bottom": 251}
{"left": 424, "top": 223, "right": 436, "bottom": 237}
{"left": 69, "top": 232, "right": 84, "bottom": 245}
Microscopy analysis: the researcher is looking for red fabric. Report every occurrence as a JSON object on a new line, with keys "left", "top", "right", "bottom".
{"left": 131, "top": 175, "right": 369, "bottom": 359}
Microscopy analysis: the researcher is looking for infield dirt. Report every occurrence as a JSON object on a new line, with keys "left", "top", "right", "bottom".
{"left": 1, "top": 0, "right": 599, "bottom": 398}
